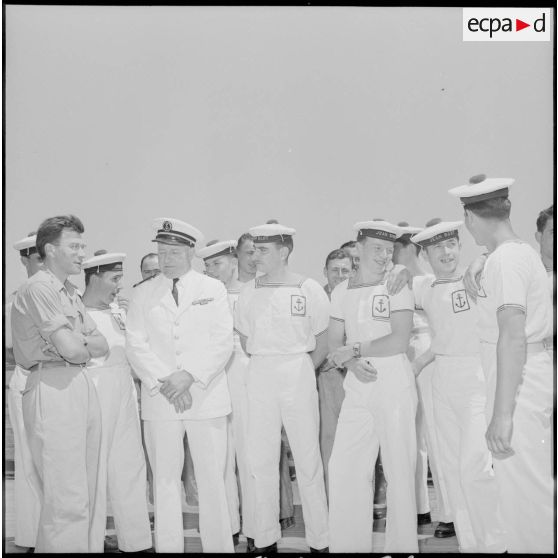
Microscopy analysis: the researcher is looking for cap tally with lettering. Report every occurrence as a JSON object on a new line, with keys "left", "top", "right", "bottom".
{"left": 249, "top": 223, "right": 296, "bottom": 243}
{"left": 152, "top": 217, "right": 203, "bottom": 248}
{"left": 411, "top": 221, "right": 463, "bottom": 248}
{"left": 197, "top": 240, "right": 237, "bottom": 261}
{"left": 448, "top": 174, "right": 515, "bottom": 205}
{"left": 14, "top": 234, "right": 37, "bottom": 257}
{"left": 353, "top": 220, "right": 402, "bottom": 242}
{"left": 82, "top": 251, "right": 126, "bottom": 274}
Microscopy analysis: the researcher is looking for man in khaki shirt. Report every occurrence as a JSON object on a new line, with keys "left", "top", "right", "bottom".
{"left": 11, "top": 214, "right": 108, "bottom": 553}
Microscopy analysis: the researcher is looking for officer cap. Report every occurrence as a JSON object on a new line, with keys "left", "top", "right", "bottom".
{"left": 152, "top": 217, "right": 204, "bottom": 248}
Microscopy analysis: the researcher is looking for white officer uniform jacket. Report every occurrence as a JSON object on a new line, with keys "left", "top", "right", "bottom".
{"left": 125, "top": 269, "right": 233, "bottom": 421}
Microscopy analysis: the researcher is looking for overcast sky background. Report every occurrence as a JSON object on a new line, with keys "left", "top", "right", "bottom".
{"left": 5, "top": 6, "right": 554, "bottom": 298}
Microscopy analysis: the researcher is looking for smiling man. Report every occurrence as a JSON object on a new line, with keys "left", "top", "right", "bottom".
{"left": 327, "top": 220, "right": 418, "bottom": 554}
{"left": 234, "top": 222, "right": 330, "bottom": 553}
{"left": 410, "top": 221, "right": 505, "bottom": 553}
{"left": 11, "top": 215, "right": 109, "bottom": 553}
{"left": 125, "top": 217, "right": 234, "bottom": 553}
{"left": 82, "top": 250, "right": 152, "bottom": 553}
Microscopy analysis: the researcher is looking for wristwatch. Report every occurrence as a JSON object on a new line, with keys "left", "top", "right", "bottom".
{"left": 352, "top": 342, "right": 362, "bottom": 359}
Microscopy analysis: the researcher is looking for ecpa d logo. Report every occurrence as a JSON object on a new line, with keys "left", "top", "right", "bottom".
{"left": 463, "top": 8, "right": 550, "bottom": 42}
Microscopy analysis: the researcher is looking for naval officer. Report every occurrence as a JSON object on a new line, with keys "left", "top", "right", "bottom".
{"left": 125, "top": 217, "right": 234, "bottom": 553}
{"left": 449, "top": 175, "right": 553, "bottom": 553}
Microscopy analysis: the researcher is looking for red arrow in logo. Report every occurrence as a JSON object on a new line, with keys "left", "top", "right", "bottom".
{"left": 516, "top": 18, "right": 530, "bottom": 31}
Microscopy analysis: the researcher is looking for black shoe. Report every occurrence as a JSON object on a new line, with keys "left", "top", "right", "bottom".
{"left": 434, "top": 522, "right": 456, "bottom": 538}
{"left": 250, "top": 542, "right": 278, "bottom": 553}
{"left": 417, "top": 512, "right": 432, "bottom": 526}
{"left": 310, "top": 547, "right": 329, "bottom": 553}
{"left": 232, "top": 532, "right": 240, "bottom": 546}
{"left": 246, "top": 538, "right": 256, "bottom": 553}
{"left": 104, "top": 535, "right": 120, "bottom": 552}
{"left": 25, "top": 548, "right": 35, "bottom": 554}
{"left": 119, "top": 548, "right": 155, "bottom": 554}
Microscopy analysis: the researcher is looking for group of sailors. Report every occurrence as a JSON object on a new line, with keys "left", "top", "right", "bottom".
{"left": 5, "top": 173, "right": 554, "bottom": 554}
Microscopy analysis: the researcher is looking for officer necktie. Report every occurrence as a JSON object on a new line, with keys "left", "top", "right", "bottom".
{"left": 172, "top": 278, "right": 179, "bottom": 306}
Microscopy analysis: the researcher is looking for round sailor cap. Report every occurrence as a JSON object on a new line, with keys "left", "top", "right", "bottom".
{"left": 448, "top": 174, "right": 515, "bottom": 204}
{"left": 83, "top": 250, "right": 126, "bottom": 274}
{"left": 152, "top": 217, "right": 203, "bottom": 248}
{"left": 14, "top": 233, "right": 38, "bottom": 256}
{"left": 411, "top": 221, "right": 463, "bottom": 248}
{"left": 197, "top": 239, "right": 237, "bottom": 261}
{"left": 353, "top": 220, "right": 402, "bottom": 242}
{"left": 249, "top": 223, "right": 296, "bottom": 243}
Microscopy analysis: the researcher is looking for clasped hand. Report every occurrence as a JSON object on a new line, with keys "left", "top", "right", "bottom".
{"left": 158, "top": 370, "right": 195, "bottom": 413}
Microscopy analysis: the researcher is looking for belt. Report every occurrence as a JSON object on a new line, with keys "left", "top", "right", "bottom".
{"left": 29, "top": 361, "right": 86, "bottom": 373}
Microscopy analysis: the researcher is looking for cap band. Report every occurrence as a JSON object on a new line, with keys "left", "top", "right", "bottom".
{"left": 461, "top": 188, "right": 509, "bottom": 205}
{"left": 252, "top": 234, "right": 291, "bottom": 243}
{"left": 84, "top": 262, "right": 124, "bottom": 274}
{"left": 153, "top": 231, "right": 195, "bottom": 247}
{"left": 19, "top": 246, "right": 38, "bottom": 257}
{"left": 357, "top": 229, "right": 397, "bottom": 242}
{"left": 203, "top": 246, "right": 236, "bottom": 261}
{"left": 417, "top": 229, "right": 459, "bottom": 247}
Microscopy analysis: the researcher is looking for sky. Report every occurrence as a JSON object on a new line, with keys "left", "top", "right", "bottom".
{"left": 4, "top": 6, "right": 554, "bottom": 297}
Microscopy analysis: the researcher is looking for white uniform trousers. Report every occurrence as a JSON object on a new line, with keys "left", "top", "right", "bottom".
{"left": 415, "top": 363, "right": 453, "bottom": 521}
{"left": 316, "top": 367, "right": 346, "bottom": 500}
{"left": 88, "top": 365, "right": 152, "bottom": 552}
{"left": 227, "top": 352, "right": 256, "bottom": 538}
{"left": 433, "top": 355, "right": 505, "bottom": 553}
{"left": 7, "top": 366, "right": 41, "bottom": 548}
{"left": 144, "top": 417, "right": 234, "bottom": 553}
{"left": 225, "top": 417, "right": 241, "bottom": 535}
{"left": 246, "top": 353, "right": 329, "bottom": 549}
{"left": 329, "top": 354, "right": 418, "bottom": 553}
{"left": 481, "top": 346, "right": 554, "bottom": 554}
{"left": 21, "top": 366, "right": 101, "bottom": 553}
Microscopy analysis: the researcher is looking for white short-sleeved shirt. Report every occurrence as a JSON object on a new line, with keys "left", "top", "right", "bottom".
{"left": 477, "top": 241, "right": 552, "bottom": 344}
{"left": 330, "top": 279, "right": 414, "bottom": 344}
{"left": 234, "top": 276, "right": 330, "bottom": 355}
{"left": 86, "top": 307, "right": 129, "bottom": 368}
{"left": 413, "top": 274, "right": 480, "bottom": 356}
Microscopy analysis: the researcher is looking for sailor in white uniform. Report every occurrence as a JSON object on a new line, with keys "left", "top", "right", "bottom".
{"left": 81, "top": 251, "right": 152, "bottom": 553}
{"left": 327, "top": 220, "right": 418, "bottom": 554}
{"left": 449, "top": 175, "right": 553, "bottom": 553}
{"left": 125, "top": 217, "right": 234, "bottom": 553}
{"left": 5, "top": 234, "right": 42, "bottom": 551}
{"left": 410, "top": 221, "right": 505, "bottom": 553}
{"left": 394, "top": 223, "right": 454, "bottom": 537}
{"left": 234, "top": 222, "right": 330, "bottom": 553}
{"left": 197, "top": 239, "right": 245, "bottom": 545}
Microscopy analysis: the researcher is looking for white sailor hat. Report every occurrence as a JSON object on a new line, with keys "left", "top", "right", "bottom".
{"left": 14, "top": 233, "right": 37, "bottom": 256}
{"left": 353, "top": 220, "right": 402, "bottom": 242}
{"left": 197, "top": 240, "right": 237, "bottom": 261}
{"left": 82, "top": 250, "right": 126, "bottom": 273}
{"left": 249, "top": 223, "right": 296, "bottom": 243}
{"left": 448, "top": 174, "right": 515, "bottom": 205}
{"left": 152, "top": 217, "right": 204, "bottom": 248}
{"left": 411, "top": 221, "right": 463, "bottom": 248}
